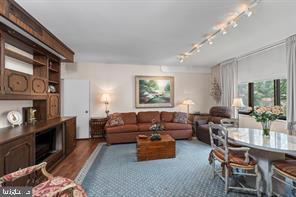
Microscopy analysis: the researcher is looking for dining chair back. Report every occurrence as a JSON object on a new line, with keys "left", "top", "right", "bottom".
{"left": 208, "top": 122, "right": 261, "bottom": 196}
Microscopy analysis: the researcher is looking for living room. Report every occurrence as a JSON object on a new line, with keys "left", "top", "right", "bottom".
{"left": 0, "top": 0, "right": 295, "bottom": 196}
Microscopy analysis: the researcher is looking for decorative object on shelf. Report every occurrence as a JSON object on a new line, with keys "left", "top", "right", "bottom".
{"left": 251, "top": 106, "right": 284, "bottom": 136}
{"left": 177, "top": 0, "right": 260, "bottom": 63}
{"left": 182, "top": 99, "right": 195, "bottom": 115}
{"left": 48, "top": 85, "right": 56, "bottom": 93}
{"left": 149, "top": 120, "right": 164, "bottom": 141}
{"left": 7, "top": 111, "right": 22, "bottom": 127}
{"left": 210, "top": 77, "right": 221, "bottom": 104}
{"left": 135, "top": 76, "right": 174, "bottom": 108}
{"left": 232, "top": 97, "right": 245, "bottom": 119}
{"left": 22, "top": 107, "right": 37, "bottom": 125}
{"left": 101, "top": 94, "right": 111, "bottom": 117}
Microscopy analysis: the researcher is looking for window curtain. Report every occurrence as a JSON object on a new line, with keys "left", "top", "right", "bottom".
{"left": 287, "top": 34, "right": 296, "bottom": 135}
{"left": 220, "top": 58, "right": 238, "bottom": 118}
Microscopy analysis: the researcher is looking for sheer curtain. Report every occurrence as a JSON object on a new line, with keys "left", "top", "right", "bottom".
{"left": 220, "top": 58, "right": 238, "bottom": 117}
{"left": 287, "top": 35, "right": 296, "bottom": 135}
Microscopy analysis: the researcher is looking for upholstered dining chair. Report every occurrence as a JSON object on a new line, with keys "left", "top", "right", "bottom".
{"left": 0, "top": 162, "right": 86, "bottom": 197}
{"left": 208, "top": 122, "right": 261, "bottom": 196}
{"left": 271, "top": 160, "right": 296, "bottom": 196}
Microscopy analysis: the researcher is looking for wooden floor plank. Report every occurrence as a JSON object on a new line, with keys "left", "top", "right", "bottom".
{"left": 51, "top": 138, "right": 104, "bottom": 180}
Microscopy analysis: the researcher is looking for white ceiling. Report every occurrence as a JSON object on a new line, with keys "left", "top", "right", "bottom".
{"left": 16, "top": 0, "right": 296, "bottom": 67}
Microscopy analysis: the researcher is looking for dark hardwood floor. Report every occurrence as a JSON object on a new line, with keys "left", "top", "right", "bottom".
{"left": 51, "top": 138, "right": 104, "bottom": 180}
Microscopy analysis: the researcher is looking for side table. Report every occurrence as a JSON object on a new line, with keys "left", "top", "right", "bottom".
{"left": 90, "top": 117, "right": 108, "bottom": 138}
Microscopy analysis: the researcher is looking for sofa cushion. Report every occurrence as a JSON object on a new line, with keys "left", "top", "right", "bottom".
{"left": 137, "top": 111, "right": 160, "bottom": 123}
{"left": 173, "top": 112, "right": 188, "bottom": 124}
{"left": 137, "top": 123, "right": 153, "bottom": 131}
{"left": 161, "top": 111, "right": 174, "bottom": 122}
{"left": 163, "top": 122, "right": 192, "bottom": 130}
{"left": 105, "top": 124, "right": 138, "bottom": 134}
{"left": 106, "top": 113, "right": 124, "bottom": 127}
{"left": 121, "top": 112, "right": 137, "bottom": 124}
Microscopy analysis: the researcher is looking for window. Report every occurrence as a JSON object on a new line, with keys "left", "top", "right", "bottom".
{"left": 280, "top": 79, "right": 287, "bottom": 116}
{"left": 238, "top": 79, "right": 287, "bottom": 119}
{"left": 238, "top": 83, "right": 248, "bottom": 107}
{"left": 253, "top": 80, "right": 274, "bottom": 107}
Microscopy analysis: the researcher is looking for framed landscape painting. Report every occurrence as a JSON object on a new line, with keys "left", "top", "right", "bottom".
{"left": 135, "top": 76, "right": 174, "bottom": 108}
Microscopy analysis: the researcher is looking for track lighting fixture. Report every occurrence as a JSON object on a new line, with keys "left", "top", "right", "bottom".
{"left": 177, "top": 0, "right": 260, "bottom": 63}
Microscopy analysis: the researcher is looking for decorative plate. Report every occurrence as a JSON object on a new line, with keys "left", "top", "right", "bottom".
{"left": 7, "top": 111, "right": 22, "bottom": 127}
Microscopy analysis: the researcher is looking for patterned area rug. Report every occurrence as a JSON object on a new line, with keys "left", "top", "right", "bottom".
{"left": 75, "top": 140, "right": 254, "bottom": 197}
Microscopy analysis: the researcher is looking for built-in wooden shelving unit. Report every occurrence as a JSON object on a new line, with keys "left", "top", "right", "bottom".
{"left": 0, "top": 0, "right": 76, "bottom": 187}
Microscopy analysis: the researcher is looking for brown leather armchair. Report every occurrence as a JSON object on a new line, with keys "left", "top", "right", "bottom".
{"left": 195, "top": 106, "right": 231, "bottom": 145}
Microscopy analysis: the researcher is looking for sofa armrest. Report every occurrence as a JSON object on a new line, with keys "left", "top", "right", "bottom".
{"left": 195, "top": 119, "right": 208, "bottom": 127}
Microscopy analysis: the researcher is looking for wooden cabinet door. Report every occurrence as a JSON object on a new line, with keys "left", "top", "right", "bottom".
{"left": 4, "top": 69, "right": 31, "bottom": 95}
{"left": 0, "top": 134, "right": 34, "bottom": 186}
{"left": 65, "top": 117, "right": 76, "bottom": 155}
{"left": 48, "top": 94, "right": 59, "bottom": 119}
{"left": 32, "top": 77, "right": 47, "bottom": 95}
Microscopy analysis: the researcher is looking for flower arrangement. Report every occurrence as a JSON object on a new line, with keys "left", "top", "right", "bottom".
{"left": 149, "top": 119, "right": 164, "bottom": 141}
{"left": 251, "top": 106, "right": 283, "bottom": 136}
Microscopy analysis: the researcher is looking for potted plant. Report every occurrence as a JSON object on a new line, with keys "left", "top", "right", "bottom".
{"left": 251, "top": 106, "right": 283, "bottom": 136}
{"left": 149, "top": 119, "right": 164, "bottom": 141}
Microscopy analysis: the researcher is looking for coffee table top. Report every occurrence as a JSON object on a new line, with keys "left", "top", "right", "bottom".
{"left": 137, "top": 134, "right": 175, "bottom": 144}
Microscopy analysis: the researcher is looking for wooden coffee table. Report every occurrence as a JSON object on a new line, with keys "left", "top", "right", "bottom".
{"left": 136, "top": 134, "right": 176, "bottom": 161}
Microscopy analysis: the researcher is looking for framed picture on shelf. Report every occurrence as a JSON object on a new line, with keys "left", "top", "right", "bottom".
{"left": 135, "top": 76, "right": 174, "bottom": 108}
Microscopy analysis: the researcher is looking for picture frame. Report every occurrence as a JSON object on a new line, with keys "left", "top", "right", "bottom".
{"left": 135, "top": 76, "right": 174, "bottom": 108}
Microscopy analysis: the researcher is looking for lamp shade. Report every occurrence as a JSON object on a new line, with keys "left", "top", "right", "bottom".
{"left": 232, "top": 98, "right": 244, "bottom": 108}
{"left": 101, "top": 94, "right": 111, "bottom": 103}
{"left": 182, "top": 99, "right": 195, "bottom": 105}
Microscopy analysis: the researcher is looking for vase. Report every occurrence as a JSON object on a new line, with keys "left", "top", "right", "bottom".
{"left": 261, "top": 120, "right": 271, "bottom": 136}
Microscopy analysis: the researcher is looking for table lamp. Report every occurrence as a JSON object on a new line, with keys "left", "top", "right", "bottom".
{"left": 182, "top": 99, "right": 195, "bottom": 115}
{"left": 101, "top": 93, "right": 111, "bottom": 117}
{"left": 232, "top": 98, "right": 244, "bottom": 119}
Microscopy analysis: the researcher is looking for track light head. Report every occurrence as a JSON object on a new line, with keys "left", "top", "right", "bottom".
{"left": 231, "top": 21, "right": 238, "bottom": 28}
{"left": 221, "top": 28, "right": 227, "bottom": 35}
{"left": 245, "top": 9, "right": 252, "bottom": 17}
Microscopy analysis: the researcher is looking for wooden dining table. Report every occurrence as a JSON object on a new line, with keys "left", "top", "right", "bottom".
{"left": 227, "top": 128, "right": 296, "bottom": 196}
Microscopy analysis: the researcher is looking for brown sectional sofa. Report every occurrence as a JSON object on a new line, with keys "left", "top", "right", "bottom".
{"left": 105, "top": 111, "right": 192, "bottom": 145}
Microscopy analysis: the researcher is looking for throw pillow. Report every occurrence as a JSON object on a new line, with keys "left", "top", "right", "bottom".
{"left": 106, "top": 113, "right": 124, "bottom": 127}
{"left": 173, "top": 112, "right": 188, "bottom": 124}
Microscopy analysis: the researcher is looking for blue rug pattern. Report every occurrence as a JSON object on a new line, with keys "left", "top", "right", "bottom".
{"left": 79, "top": 140, "right": 253, "bottom": 197}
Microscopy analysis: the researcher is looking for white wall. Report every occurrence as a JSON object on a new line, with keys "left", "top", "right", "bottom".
{"left": 0, "top": 101, "right": 33, "bottom": 128}
{"left": 61, "top": 63, "right": 214, "bottom": 117}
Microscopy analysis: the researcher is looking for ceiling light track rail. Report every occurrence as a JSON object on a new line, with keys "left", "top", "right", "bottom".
{"left": 177, "top": 0, "right": 261, "bottom": 63}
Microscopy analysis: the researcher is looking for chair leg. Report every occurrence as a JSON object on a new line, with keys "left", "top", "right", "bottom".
{"left": 270, "top": 166, "right": 274, "bottom": 197}
{"left": 255, "top": 165, "right": 262, "bottom": 197}
{"left": 210, "top": 156, "right": 215, "bottom": 179}
{"left": 225, "top": 166, "right": 229, "bottom": 194}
